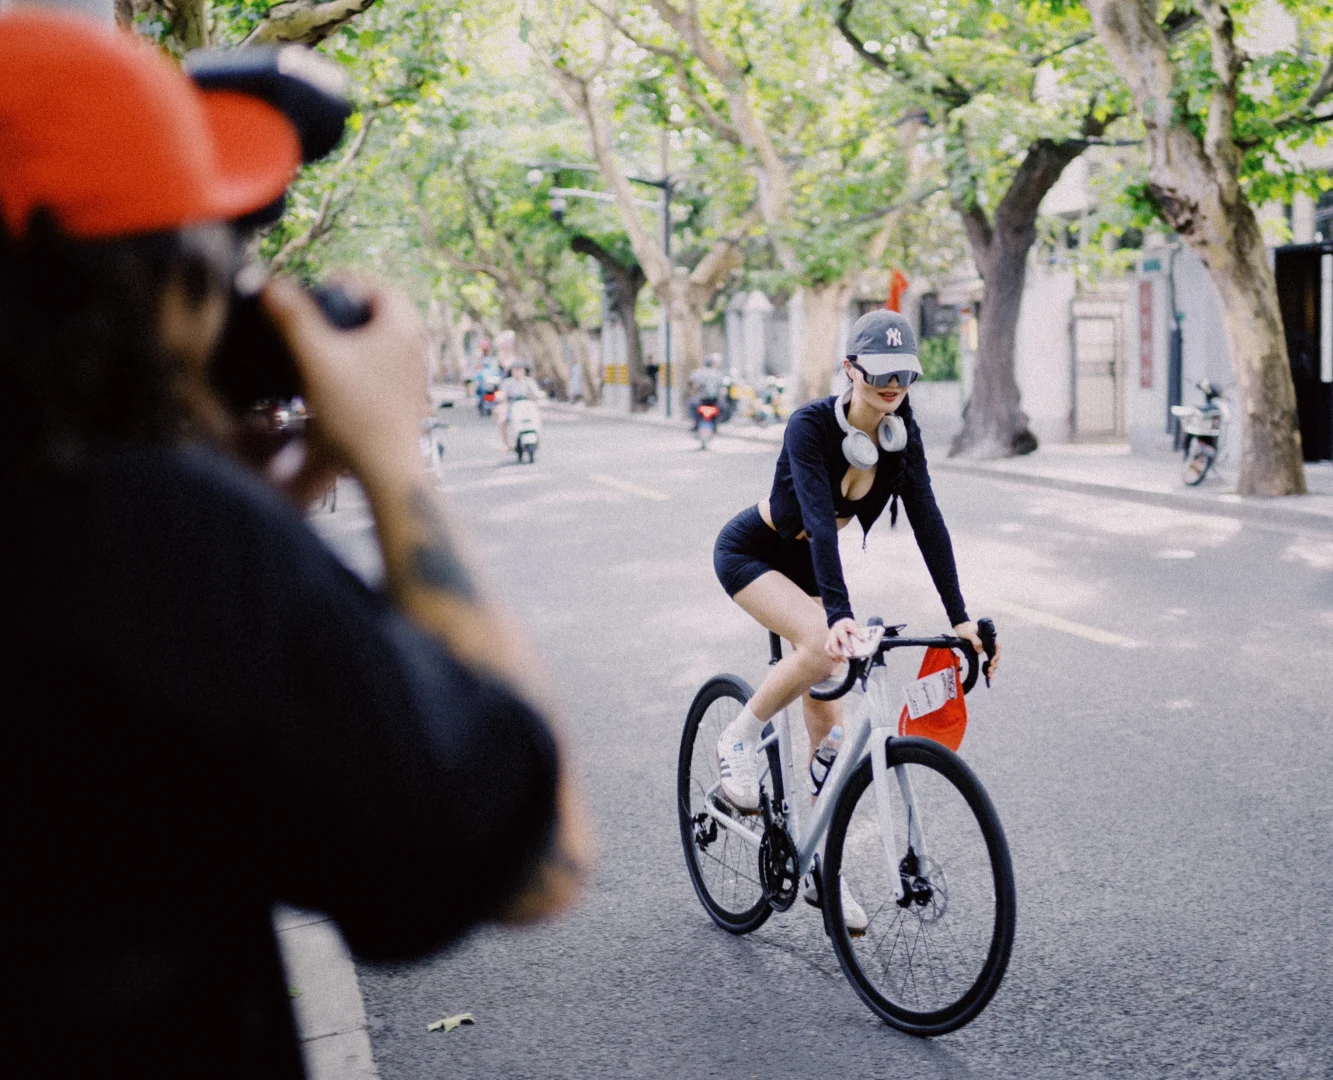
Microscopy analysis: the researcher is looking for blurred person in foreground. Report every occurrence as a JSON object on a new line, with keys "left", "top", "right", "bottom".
{"left": 0, "top": 11, "right": 590, "bottom": 1079}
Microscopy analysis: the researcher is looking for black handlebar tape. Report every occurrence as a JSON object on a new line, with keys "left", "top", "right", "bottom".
{"left": 977, "top": 618, "right": 997, "bottom": 687}
{"left": 808, "top": 658, "right": 863, "bottom": 701}
{"left": 959, "top": 643, "right": 980, "bottom": 695}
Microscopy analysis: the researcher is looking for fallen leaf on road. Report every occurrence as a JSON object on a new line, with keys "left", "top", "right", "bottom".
{"left": 428, "top": 1013, "right": 475, "bottom": 1033}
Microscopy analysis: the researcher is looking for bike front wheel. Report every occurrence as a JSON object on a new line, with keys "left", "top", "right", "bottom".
{"left": 677, "top": 674, "right": 772, "bottom": 934}
{"left": 823, "top": 737, "right": 1015, "bottom": 1036}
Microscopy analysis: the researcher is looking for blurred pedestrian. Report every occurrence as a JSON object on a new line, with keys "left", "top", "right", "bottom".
{"left": 0, "top": 11, "right": 589, "bottom": 1078}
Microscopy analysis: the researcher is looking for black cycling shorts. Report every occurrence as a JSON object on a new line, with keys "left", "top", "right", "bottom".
{"left": 713, "top": 505, "right": 819, "bottom": 600}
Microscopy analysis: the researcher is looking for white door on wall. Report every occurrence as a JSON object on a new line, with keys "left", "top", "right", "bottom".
{"left": 1072, "top": 314, "right": 1121, "bottom": 437}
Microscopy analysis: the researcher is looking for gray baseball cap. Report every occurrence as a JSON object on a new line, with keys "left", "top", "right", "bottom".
{"left": 847, "top": 309, "right": 922, "bottom": 384}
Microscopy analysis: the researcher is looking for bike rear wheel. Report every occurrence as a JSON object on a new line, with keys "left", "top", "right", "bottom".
{"left": 823, "top": 737, "right": 1015, "bottom": 1036}
{"left": 678, "top": 675, "right": 771, "bottom": 934}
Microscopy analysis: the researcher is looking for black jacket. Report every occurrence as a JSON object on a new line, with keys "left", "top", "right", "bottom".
{"left": 2, "top": 445, "right": 557, "bottom": 1079}
{"left": 767, "top": 395, "right": 969, "bottom": 628}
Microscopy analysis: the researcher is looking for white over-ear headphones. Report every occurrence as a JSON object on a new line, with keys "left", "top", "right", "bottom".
{"left": 834, "top": 389, "right": 907, "bottom": 468}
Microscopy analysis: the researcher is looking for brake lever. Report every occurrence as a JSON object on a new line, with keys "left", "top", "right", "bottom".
{"left": 845, "top": 623, "right": 886, "bottom": 660}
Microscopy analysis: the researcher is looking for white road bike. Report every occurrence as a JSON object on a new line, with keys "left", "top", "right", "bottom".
{"left": 678, "top": 618, "right": 1014, "bottom": 1037}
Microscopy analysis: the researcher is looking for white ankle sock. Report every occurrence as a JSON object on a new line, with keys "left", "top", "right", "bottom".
{"left": 728, "top": 705, "right": 765, "bottom": 744}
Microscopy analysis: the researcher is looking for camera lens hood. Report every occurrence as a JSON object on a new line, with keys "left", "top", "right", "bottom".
{"left": 185, "top": 45, "right": 351, "bottom": 164}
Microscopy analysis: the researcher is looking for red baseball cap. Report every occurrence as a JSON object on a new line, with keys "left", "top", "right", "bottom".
{"left": 0, "top": 9, "right": 301, "bottom": 239}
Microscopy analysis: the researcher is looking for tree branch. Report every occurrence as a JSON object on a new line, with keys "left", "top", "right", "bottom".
{"left": 686, "top": 208, "right": 756, "bottom": 301}
{"left": 1306, "top": 51, "right": 1333, "bottom": 111}
{"left": 644, "top": 0, "right": 792, "bottom": 252}
{"left": 268, "top": 116, "right": 373, "bottom": 271}
{"left": 544, "top": 62, "right": 675, "bottom": 288}
{"left": 1196, "top": 0, "right": 1243, "bottom": 184}
{"left": 243, "top": 0, "right": 378, "bottom": 46}
{"left": 835, "top": 0, "right": 889, "bottom": 72}
{"left": 569, "top": 234, "right": 645, "bottom": 289}
{"left": 1028, "top": 33, "right": 1096, "bottom": 68}
{"left": 675, "top": 68, "right": 743, "bottom": 144}
{"left": 584, "top": 0, "right": 686, "bottom": 63}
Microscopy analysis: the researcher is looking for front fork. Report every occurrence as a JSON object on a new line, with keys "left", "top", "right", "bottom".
{"left": 867, "top": 675, "right": 928, "bottom": 903}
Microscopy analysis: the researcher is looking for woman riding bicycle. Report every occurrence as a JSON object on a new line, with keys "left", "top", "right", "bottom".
{"left": 712, "top": 310, "right": 999, "bottom": 922}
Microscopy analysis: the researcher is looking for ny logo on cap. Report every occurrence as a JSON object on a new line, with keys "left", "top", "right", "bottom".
{"left": 884, "top": 327, "right": 903, "bottom": 348}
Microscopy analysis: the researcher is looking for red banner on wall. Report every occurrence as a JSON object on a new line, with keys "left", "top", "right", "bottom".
{"left": 1139, "top": 280, "right": 1154, "bottom": 389}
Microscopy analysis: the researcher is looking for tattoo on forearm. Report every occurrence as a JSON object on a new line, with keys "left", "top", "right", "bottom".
{"left": 406, "top": 487, "right": 477, "bottom": 600}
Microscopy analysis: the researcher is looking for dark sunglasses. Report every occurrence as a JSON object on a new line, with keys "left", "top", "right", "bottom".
{"left": 849, "top": 360, "right": 918, "bottom": 389}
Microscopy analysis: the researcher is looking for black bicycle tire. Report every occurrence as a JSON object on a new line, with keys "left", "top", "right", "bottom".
{"left": 677, "top": 674, "right": 772, "bottom": 935}
{"left": 823, "top": 737, "right": 1015, "bottom": 1036}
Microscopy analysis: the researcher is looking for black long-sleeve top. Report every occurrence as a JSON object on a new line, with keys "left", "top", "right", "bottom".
{"left": 2, "top": 445, "right": 558, "bottom": 1079}
{"left": 767, "top": 395, "right": 969, "bottom": 628}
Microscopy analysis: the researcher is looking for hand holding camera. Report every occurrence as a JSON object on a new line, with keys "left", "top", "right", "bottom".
{"left": 262, "top": 276, "right": 429, "bottom": 490}
{"left": 186, "top": 44, "right": 432, "bottom": 494}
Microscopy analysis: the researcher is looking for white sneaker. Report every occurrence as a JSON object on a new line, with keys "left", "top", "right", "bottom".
{"left": 840, "top": 880, "right": 868, "bottom": 936}
{"left": 716, "top": 720, "right": 761, "bottom": 812}
{"left": 804, "top": 874, "right": 868, "bottom": 936}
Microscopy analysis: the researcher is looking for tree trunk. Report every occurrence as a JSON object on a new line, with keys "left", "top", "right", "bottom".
{"left": 668, "top": 291, "right": 707, "bottom": 411}
{"left": 1188, "top": 207, "right": 1305, "bottom": 493}
{"left": 952, "top": 232, "right": 1035, "bottom": 457}
{"left": 563, "top": 330, "right": 601, "bottom": 406}
{"left": 795, "top": 282, "right": 854, "bottom": 404}
{"left": 616, "top": 279, "right": 652, "bottom": 411}
{"left": 949, "top": 137, "right": 1090, "bottom": 458}
{"left": 428, "top": 294, "right": 466, "bottom": 384}
{"left": 520, "top": 320, "right": 571, "bottom": 401}
{"left": 1085, "top": 0, "right": 1305, "bottom": 495}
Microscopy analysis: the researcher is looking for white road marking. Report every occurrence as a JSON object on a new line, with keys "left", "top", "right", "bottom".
{"left": 989, "top": 599, "right": 1141, "bottom": 648}
{"left": 441, "top": 473, "right": 537, "bottom": 494}
{"left": 1156, "top": 548, "right": 1197, "bottom": 559}
{"left": 588, "top": 473, "right": 670, "bottom": 501}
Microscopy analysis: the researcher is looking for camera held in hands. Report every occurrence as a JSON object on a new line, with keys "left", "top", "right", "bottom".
{"left": 186, "top": 45, "right": 367, "bottom": 418}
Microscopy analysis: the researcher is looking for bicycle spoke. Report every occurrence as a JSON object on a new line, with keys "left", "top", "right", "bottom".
{"left": 830, "top": 746, "right": 1010, "bottom": 1029}
{"left": 679, "top": 681, "right": 768, "bottom": 930}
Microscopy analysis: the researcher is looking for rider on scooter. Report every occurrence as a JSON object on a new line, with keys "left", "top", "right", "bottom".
{"left": 497, "top": 360, "right": 542, "bottom": 450}
{"left": 689, "top": 353, "right": 726, "bottom": 431}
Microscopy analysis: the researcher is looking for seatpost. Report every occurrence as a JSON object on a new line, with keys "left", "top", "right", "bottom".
{"left": 768, "top": 632, "right": 783, "bottom": 666}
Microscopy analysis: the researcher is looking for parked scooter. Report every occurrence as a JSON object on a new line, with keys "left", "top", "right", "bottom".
{"left": 719, "top": 375, "right": 737, "bottom": 423}
{"left": 507, "top": 398, "right": 542, "bottom": 463}
{"left": 752, "top": 376, "right": 789, "bottom": 426}
{"left": 695, "top": 400, "right": 721, "bottom": 449}
{"left": 1170, "top": 380, "right": 1229, "bottom": 485}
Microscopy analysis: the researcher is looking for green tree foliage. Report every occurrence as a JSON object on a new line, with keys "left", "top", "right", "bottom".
{"left": 836, "top": 0, "right": 1133, "bottom": 455}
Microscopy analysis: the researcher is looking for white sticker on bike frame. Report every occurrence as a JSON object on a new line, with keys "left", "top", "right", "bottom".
{"left": 902, "top": 666, "right": 957, "bottom": 720}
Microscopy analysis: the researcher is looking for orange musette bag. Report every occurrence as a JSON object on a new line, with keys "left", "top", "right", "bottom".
{"left": 897, "top": 647, "right": 968, "bottom": 751}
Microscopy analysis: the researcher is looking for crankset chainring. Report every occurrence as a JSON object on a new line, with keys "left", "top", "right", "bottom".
{"left": 758, "top": 825, "right": 799, "bottom": 911}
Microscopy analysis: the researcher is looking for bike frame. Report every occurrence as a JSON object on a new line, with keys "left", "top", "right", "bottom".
{"left": 701, "top": 664, "right": 924, "bottom": 903}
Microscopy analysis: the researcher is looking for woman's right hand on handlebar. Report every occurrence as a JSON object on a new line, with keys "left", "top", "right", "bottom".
{"left": 826, "top": 618, "right": 862, "bottom": 660}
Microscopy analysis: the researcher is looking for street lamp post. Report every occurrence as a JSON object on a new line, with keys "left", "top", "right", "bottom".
{"left": 660, "top": 177, "right": 673, "bottom": 418}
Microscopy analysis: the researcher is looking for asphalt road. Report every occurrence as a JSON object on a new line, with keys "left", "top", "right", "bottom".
{"left": 317, "top": 403, "right": 1333, "bottom": 1080}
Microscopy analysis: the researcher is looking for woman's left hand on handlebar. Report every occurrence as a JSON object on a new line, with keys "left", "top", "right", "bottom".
{"left": 953, "top": 620, "right": 1000, "bottom": 682}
